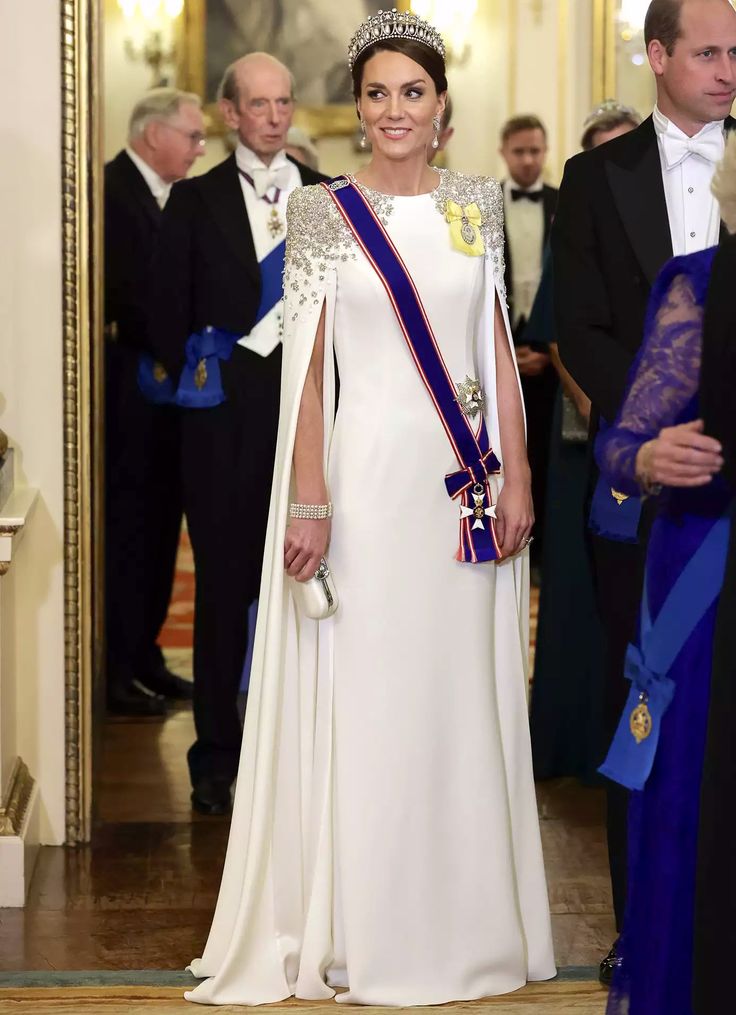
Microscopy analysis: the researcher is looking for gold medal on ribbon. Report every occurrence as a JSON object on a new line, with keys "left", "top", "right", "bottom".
{"left": 152, "top": 361, "right": 168, "bottom": 384}
{"left": 194, "top": 358, "right": 208, "bottom": 391}
{"left": 445, "top": 199, "right": 485, "bottom": 256}
{"left": 630, "top": 695, "right": 652, "bottom": 744}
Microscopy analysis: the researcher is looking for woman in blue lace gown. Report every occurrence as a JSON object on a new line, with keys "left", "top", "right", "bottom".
{"left": 596, "top": 219, "right": 732, "bottom": 1010}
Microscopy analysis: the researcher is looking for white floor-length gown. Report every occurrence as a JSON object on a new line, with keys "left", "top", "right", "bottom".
{"left": 185, "top": 169, "right": 556, "bottom": 1007}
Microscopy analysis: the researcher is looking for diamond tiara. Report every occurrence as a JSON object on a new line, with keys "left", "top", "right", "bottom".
{"left": 347, "top": 8, "right": 446, "bottom": 72}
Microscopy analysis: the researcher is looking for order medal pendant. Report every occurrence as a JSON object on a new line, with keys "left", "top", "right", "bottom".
{"left": 194, "top": 358, "right": 208, "bottom": 391}
{"left": 268, "top": 208, "right": 285, "bottom": 238}
{"left": 630, "top": 695, "right": 652, "bottom": 744}
{"left": 460, "top": 218, "right": 476, "bottom": 246}
{"left": 152, "top": 361, "right": 168, "bottom": 384}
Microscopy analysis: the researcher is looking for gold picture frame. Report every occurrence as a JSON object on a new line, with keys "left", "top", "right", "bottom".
{"left": 61, "top": 0, "right": 104, "bottom": 845}
{"left": 177, "top": 0, "right": 410, "bottom": 139}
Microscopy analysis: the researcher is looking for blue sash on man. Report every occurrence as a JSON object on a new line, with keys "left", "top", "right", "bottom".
{"left": 323, "top": 176, "right": 502, "bottom": 563}
{"left": 600, "top": 510, "right": 730, "bottom": 791}
{"left": 174, "top": 239, "right": 287, "bottom": 408}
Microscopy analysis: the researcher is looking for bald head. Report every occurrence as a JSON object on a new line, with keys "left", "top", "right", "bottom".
{"left": 218, "top": 52, "right": 294, "bottom": 106}
{"left": 218, "top": 52, "right": 295, "bottom": 164}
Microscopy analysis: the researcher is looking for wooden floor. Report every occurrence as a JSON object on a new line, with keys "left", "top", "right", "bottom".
{"left": 0, "top": 983, "right": 607, "bottom": 1013}
{"left": 0, "top": 635, "right": 614, "bottom": 1012}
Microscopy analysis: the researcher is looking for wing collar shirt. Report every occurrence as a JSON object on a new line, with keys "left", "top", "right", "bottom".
{"left": 653, "top": 105, "right": 724, "bottom": 256}
{"left": 502, "top": 177, "right": 544, "bottom": 329}
{"left": 236, "top": 143, "right": 301, "bottom": 357}
{"left": 125, "top": 146, "right": 172, "bottom": 209}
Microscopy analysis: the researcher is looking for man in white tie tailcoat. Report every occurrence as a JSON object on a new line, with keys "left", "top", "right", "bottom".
{"left": 104, "top": 89, "right": 205, "bottom": 718}
{"left": 552, "top": 0, "right": 736, "bottom": 986}
{"left": 148, "top": 54, "right": 327, "bottom": 816}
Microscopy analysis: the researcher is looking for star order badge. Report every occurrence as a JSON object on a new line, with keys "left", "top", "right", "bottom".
{"left": 267, "top": 207, "right": 285, "bottom": 238}
{"left": 455, "top": 376, "right": 485, "bottom": 419}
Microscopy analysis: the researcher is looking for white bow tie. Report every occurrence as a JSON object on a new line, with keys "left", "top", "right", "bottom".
{"left": 246, "top": 163, "right": 292, "bottom": 198}
{"left": 660, "top": 125, "right": 724, "bottom": 170}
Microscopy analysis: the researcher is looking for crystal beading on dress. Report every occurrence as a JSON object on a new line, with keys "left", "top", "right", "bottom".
{"left": 347, "top": 8, "right": 446, "bottom": 70}
{"left": 283, "top": 169, "right": 508, "bottom": 325}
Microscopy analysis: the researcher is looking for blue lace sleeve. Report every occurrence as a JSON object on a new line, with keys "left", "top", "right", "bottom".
{"left": 594, "top": 272, "right": 703, "bottom": 496}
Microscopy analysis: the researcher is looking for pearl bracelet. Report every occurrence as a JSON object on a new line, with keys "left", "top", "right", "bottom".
{"left": 289, "top": 502, "right": 333, "bottom": 520}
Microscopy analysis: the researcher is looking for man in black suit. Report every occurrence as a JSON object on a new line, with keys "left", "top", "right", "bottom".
{"left": 499, "top": 115, "right": 558, "bottom": 569}
{"left": 693, "top": 230, "right": 736, "bottom": 1015}
{"left": 104, "top": 88, "right": 205, "bottom": 717}
{"left": 149, "top": 53, "right": 326, "bottom": 816}
{"left": 552, "top": 0, "right": 736, "bottom": 984}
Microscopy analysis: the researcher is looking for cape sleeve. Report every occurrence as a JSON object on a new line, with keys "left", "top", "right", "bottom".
{"left": 477, "top": 176, "right": 507, "bottom": 306}
{"left": 595, "top": 262, "right": 704, "bottom": 496}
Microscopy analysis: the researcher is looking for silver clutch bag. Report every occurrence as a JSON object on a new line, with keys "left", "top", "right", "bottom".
{"left": 290, "top": 558, "right": 338, "bottom": 620}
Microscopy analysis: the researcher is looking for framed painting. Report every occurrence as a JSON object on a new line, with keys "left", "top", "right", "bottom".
{"left": 178, "top": 0, "right": 410, "bottom": 138}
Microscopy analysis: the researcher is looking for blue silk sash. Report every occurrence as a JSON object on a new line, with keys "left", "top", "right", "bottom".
{"left": 137, "top": 353, "right": 177, "bottom": 405}
{"left": 174, "top": 240, "right": 286, "bottom": 408}
{"left": 589, "top": 419, "right": 642, "bottom": 542}
{"left": 323, "top": 176, "right": 501, "bottom": 563}
{"left": 599, "top": 510, "right": 730, "bottom": 791}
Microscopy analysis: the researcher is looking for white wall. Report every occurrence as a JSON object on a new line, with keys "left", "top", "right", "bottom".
{"left": 0, "top": 0, "right": 67, "bottom": 845}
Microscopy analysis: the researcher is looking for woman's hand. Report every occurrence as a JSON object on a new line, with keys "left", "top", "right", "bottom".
{"left": 494, "top": 478, "right": 534, "bottom": 558}
{"left": 284, "top": 518, "right": 331, "bottom": 582}
{"left": 636, "top": 419, "right": 723, "bottom": 489}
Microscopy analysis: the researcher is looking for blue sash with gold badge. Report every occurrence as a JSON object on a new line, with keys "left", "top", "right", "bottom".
{"left": 599, "top": 510, "right": 730, "bottom": 791}
{"left": 175, "top": 239, "right": 287, "bottom": 408}
{"left": 323, "top": 176, "right": 502, "bottom": 563}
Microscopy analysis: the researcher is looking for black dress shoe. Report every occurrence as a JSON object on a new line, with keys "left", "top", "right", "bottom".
{"left": 191, "top": 778, "right": 232, "bottom": 816}
{"left": 599, "top": 940, "right": 621, "bottom": 987}
{"left": 137, "top": 665, "right": 193, "bottom": 701}
{"left": 107, "top": 683, "right": 167, "bottom": 718}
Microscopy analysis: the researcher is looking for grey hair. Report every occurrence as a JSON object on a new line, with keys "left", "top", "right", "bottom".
{"left": 712, "top": 132, "right": 736, "bottom": 234}
{"left": 217, "top": 53, "right": 296, "bottom": 107}
{"left": 128, "top": 87, "right": 202, "bottom": 141}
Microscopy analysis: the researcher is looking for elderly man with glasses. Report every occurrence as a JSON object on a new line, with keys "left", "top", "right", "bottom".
{"left": 104, "top": 87, "right": 206, "bottom": 718}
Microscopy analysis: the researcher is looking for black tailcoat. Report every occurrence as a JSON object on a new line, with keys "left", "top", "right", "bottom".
{"left": 103, "top": 150, "right": 182, "bottom": 688}
{"left": 693, "top": 233, "right": 736, "bottom": 1015}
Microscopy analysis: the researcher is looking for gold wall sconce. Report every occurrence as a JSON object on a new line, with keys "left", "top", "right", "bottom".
{"left": 117, "top": 0, "right": 184, "bottom": 87}
{"left": 410, "top": 0, "right": 478, "bottom": 67}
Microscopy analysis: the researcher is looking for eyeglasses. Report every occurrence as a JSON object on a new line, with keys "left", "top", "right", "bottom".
{"left": 160, "top": 122, "right": 207, "bottom": 148}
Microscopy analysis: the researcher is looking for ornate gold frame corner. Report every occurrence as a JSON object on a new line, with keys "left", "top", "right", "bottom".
{"left": 61, "top": 0, "right": 104, "bottom": 845}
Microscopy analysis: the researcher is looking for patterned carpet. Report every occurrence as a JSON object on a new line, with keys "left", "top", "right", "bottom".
{"left": 158, "top": 527, "right": 194, "bottom": 652}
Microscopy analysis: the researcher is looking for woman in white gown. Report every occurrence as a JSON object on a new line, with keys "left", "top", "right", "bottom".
{"left": 186, "top": 10, "right": 555, "bottom": 1006}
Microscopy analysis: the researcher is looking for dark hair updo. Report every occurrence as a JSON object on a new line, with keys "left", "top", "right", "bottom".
{"left": 351, "top": 38, "right": 448, "bottom": 101}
